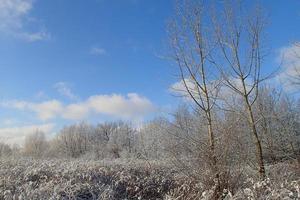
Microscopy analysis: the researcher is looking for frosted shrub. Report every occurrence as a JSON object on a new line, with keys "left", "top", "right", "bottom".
{"left": 0, "top": 158, "right": 177, "bottom": 200}
{"left": 0, "top": 158, "right": 299, "bottom": 199}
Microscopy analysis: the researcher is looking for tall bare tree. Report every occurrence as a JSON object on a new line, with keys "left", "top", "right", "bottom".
{"left": 212, "top": 2, "right": 268, "bottom": 178}
{"left": 168, "top": 0, "right": 221, "bottom": 189}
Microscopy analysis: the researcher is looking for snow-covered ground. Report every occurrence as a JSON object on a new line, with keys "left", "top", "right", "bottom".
{"left": 0, "top": 158, "right": 299, "bottom": 199}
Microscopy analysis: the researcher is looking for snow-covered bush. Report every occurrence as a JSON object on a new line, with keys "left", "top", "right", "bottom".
{"left": 0, "top": 158, "right": 299, "bottom": 200}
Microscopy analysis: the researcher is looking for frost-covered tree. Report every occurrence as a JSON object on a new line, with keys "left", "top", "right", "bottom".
{"left": 106, "top": 121, "right": 136, "bottom": 158}
{"left": 212, "top": 1, "right": 269, "bottom": 178}
{"left": 24, "top": 130, "right": 48, "bottom": 157}
{"left": 56, "top": 122, "right": 93, "bottom": 158}
{"left": 136, "top": 118, "right": 169, "bottom": 160}
{"left": 0, "top": 143, "right": 12, "bottom": 157}
{"left": 168, "top": 0, "right": 221, "bottom": 188}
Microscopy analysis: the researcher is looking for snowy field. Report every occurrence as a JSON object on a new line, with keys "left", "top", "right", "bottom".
{"left": 0, "top": 158, "right": 299, "bottom": 200}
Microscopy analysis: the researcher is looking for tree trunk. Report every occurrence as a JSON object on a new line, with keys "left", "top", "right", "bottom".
{"left": 245, "top": 98, "right": 266, "bottom": 179}
{"left": 207, "top": 116, "right": 221, "bottom": 197}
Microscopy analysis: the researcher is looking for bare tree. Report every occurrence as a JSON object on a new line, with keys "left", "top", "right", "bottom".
{"left": 96, "top": 122, "right": 118, "bottom": 143}
{"left": 273, "top": 95, "right": 300, "bottom": 164}
{"left": 0, "top": 142, "right": 12, "bottom": 157}
{"left": 107, "top": 121, "right": 136, "bottom": 158}
{"left": 212, "top": 2, "right": 268, "bottom": 178}
{"left": 168, "top": 0, "right": 221, "bottom": 193}
{"left": 56, "top": 122, "right": 92, "bottom": 158}
{"left": 24, "top": 130, "right": 48, "bottom": 157}
{"left": 255, "top": 86, "right": 280, "bottom": 163}
{"left": 137, "top": 118, "right": 169, "bottom": 160}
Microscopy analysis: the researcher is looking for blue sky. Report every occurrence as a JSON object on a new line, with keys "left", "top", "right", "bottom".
{"left": 0, "top": 0, "right": 299, "bottom": 145}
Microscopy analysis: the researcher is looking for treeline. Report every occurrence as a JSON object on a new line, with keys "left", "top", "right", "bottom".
{"left": 1, "top": 86, "right": 299, "bottom": 165}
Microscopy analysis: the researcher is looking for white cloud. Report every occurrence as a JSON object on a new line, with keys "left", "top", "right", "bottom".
{"left": 54, "top": 82, "right": 79, "bottom": 100}
{"left": 0, "top": 0, "right": 32, "bottom": 29}
{"left": 1, "top": 99, "right": 63, "bottom": 120}
{"left": 1, "top": 93, "right": 155, "bottom": 121}
{"left": 0, "top": 0, "right": 50, "bottom": 41}
{"left": 0, "top": 123, "right": 54, "bottom": 145}
{"left": 31, "top": 100, "right": 63, "bottom": 120}
{"left": 87, "top": 93, "right": 154, "bottom": 119}
{"left": 62, "top": 103, "right": 89, "bottom": 120}
{"left": 170, "top": 78, "right": 222, "bottom": 99}
{"left": 90, "top": 47, "right": 107, "bottom": 56}
{"left": 276, "top": 43, "right": 300, "bottom": 91}
{"left": 170, "top": 77, "right": 252, "bottom": 103}
{"left": 170, "top": 78, "right": 195, "bottom": 96}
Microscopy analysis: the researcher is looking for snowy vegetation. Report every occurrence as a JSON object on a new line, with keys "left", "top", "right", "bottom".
{"left": 0, "top": 158, "right": 299, "bottom": 200}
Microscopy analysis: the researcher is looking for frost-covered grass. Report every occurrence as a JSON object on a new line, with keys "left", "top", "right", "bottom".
{"left": 0, "top": 158, "right": 299, "bottom": 199}
{"left": 0, "top": 158, "right": 177, "bottom": 200}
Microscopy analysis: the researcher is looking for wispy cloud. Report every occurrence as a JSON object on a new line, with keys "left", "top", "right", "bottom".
{"left": 1, "top": 93, "right": 156, "bottom": 121}
{"left": 90, "top": 47, "right": 107, "bottom": 56}
{"left": 53, "top": 82, "right": 79, "bottom": 101}
{"left": 17, "top": 29, "right": 50, "bottom": 42}
{"left": 0, "top": 123, "right": 55, "bottom": 145}
{"left": 0, "top": 0, "right": 50, "bottom": 42}
{"left": 35, "top": 90, "right": 47, "bottom": 99}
